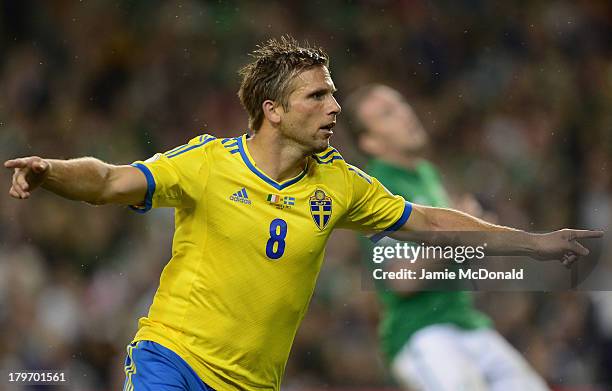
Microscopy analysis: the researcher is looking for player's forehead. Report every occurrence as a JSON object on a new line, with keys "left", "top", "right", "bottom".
{"left": 290, "top": 66, "right": 336, "bottom": 95}
{"left": 360, "top": 87, "right": 404, "bottom": 116}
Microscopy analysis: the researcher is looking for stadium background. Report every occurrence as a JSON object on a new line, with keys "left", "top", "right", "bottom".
{"left": 0, "top": 1, "right": 611, "bottom": 390}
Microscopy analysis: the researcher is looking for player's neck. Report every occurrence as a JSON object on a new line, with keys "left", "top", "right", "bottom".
{"left": 246, "top": 131, "right": 308, "bottom": 183}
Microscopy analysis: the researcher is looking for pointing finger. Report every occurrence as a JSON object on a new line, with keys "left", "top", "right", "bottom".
{"left": 4, "top": 158, "right": 28, "bottom": 169}
{"left": 571, "top": 230, "right": 604, "bottom": 239}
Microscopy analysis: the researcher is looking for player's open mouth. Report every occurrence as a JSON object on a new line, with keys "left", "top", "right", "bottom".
{"left": 319, "top": 122, "right": 336, "bottom": 132}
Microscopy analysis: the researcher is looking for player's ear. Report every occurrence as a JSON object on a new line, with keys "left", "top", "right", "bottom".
{"left": 262, "top": 100, "right": 282, "bottom": 126}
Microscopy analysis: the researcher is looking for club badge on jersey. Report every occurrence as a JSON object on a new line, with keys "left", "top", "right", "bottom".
{"left": 309, "top": 189, "right": 332, "bottom": 230}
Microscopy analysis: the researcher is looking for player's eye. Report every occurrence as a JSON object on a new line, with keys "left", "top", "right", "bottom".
{"left": 310, "top": 90, "right": 329, "bottom": 100}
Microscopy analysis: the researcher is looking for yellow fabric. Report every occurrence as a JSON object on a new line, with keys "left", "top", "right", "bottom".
{"left": 130, "top": 134, "right": 408, "bottom": 390}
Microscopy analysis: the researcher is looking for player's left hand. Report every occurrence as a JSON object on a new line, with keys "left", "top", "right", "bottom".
{"left": 532, "top": 229, "right": 604, "bottom": 267}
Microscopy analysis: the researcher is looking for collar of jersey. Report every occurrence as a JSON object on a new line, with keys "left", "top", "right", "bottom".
{"left": 236, "top": 134, "right": 309, "bottom": 190}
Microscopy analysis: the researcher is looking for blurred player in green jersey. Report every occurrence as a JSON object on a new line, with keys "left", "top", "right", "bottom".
{"left": 346, "top": 84, "right": 550, "bottom": 391}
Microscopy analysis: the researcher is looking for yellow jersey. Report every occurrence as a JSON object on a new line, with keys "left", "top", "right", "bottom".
{"left": 130, "top": 133, "right": 411, "bottom": 390}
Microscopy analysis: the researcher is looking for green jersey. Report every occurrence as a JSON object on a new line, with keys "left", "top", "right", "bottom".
{"left": 364, "top": 158, "right": 491, "bottom": 360}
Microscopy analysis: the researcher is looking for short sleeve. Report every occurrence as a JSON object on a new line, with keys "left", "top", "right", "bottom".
{"left": 337, "top": 164, "right": 412, "bottom": 241}
{"left": 130, "top": 134, "right": 215, "bottom": 213}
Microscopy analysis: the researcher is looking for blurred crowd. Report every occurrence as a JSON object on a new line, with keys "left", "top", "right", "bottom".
{"left": 0, "top": 1, "right": 611, "bottom": 390}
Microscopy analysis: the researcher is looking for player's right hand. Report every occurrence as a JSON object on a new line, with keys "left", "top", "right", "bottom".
{"left": 4, "top": 157, "right": 50, "bottom": 199}
{"left": 532, "top": 229, "right": 604, "bottom": 267}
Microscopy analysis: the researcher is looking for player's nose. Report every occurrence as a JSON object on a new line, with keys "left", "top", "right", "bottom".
{"left": 328, "top": 96, "right": 341, "bottom": 115}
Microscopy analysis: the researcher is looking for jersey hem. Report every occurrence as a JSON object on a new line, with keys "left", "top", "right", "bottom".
{"left": 132, "top": 326, "right": 270, "bottom": 391}
{"left": 132, "top": 329, "right": 237, "bottom": 391}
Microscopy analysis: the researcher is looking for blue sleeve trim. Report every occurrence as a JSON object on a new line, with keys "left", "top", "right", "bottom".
{"left": 370, "top": 201, "right": 412, "bottom": 243}
{"left": 129, "top": 163, "right": 156, "bottom": 214}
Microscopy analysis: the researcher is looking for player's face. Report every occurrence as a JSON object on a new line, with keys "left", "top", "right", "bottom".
{"left": 357, "top": 86, "right": 428, "bottom": 154}
{"left": 277, "top": 66, "right": 341, "bottom": 154}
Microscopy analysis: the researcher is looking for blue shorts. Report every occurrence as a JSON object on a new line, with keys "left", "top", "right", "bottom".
{"left": 123, "top": 340, "right": 216, "bottom": 391}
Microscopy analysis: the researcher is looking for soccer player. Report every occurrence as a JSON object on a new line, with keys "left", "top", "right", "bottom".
{"left": 345, "top": 84, "right": 550, "bottom": 390}
{"left": 4, "top": 37, "right": 601, "bottom": 391}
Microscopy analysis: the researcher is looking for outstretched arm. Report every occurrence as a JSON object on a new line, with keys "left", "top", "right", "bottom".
{"left": 4, "top": 156, "right": 147, "bottom": 206}
{"left": 395, "top": 204, "right": 603, "bottom": 266}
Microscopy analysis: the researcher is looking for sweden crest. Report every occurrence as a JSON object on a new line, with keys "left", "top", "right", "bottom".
{"left": 309, "top": 189, "right": 332, "bottom": 230}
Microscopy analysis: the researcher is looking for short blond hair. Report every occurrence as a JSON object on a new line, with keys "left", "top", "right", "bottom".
{"left": 238, "top": 36, "right": 329, "bottom": 131}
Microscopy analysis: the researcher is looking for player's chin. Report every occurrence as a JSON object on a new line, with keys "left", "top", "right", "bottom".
{"left": 312, "top": 138, "right": 330, "bottom": 153}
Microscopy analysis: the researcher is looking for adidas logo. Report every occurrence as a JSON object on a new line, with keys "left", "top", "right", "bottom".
{"left": 229, "top": 188, "right": 252, "bottom": 205}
